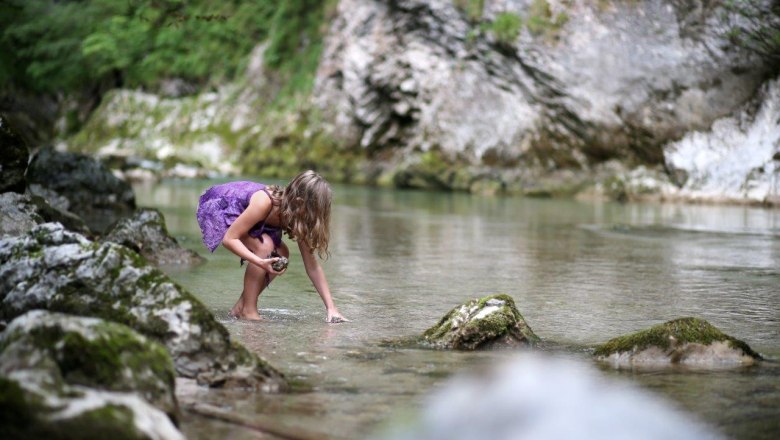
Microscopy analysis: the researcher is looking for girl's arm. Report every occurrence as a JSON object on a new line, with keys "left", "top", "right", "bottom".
{"left": 298, "top": 240, "right": 348, "bottom": 323}
{"left": 222, "top": 191, "right": 281, "bottom": 274}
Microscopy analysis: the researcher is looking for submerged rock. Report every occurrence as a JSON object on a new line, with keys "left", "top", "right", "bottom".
{"left": 26, "top": 146, "right": 136, "bottom": 234}
{"left": 0, "top": 310, "right": 178, "bottom": 421}
{"left": 419, "top": 294, "right": 539, "bottom": 350}
{"left": 104, "top": 208, "right": 205, "bottom": 267}
{"left": 0, "top": 192, "right": 91, "bottom": 238}
{"left": 0, "top": 115, "right": 29, "bottom": 194}
{"left": 0, "top": 223, "right": 287, "bottom": 391}
{"left": 594, "top": 317, "right": 761, "bottom": 368}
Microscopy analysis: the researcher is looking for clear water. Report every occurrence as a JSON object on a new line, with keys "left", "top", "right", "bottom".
{"left": 135, "top": 179, "right": 780, "bottom": 440}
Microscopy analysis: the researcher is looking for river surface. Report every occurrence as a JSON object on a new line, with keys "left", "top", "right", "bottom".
{"left": 135, "top": 178, "right": 780, "bottom": 440}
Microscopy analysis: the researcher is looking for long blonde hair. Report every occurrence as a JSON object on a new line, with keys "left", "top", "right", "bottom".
{"left": 268, "top": 170, "right": 332, "bottom": 259}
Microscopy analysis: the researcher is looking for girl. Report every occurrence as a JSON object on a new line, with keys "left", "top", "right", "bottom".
{"left": 196, "top": 170, "right": 348, "bottom": 323}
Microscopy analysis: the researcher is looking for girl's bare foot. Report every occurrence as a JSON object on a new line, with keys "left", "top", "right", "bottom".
{"left": 229, "top": 304, "right": 262, "bottom": 321}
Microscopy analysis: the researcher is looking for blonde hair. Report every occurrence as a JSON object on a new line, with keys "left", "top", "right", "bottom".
{"left": 268, "top": 170, "right": 332, "bottom": 259}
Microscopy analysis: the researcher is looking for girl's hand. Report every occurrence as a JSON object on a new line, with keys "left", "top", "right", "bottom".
{"left": 258, "top": 257, "right": 285, "bottom": 275}
{"left": 327, "top": 309, "right": 349, "bottom": 324}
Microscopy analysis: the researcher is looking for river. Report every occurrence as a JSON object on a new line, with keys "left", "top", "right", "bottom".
{"left": 135, "top": 178, "right": 780, "bottom": 440}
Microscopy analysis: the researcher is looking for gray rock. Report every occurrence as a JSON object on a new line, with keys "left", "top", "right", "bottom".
{"left": 594, "top": 317, "right": 761, "bottom": 368}
{"left": 314, "top": 0, "right": 769, "bottom": 184}
{"left": 419, "top": 294, "right": 539, "bottom": 350}
{"left": 0, "top": 192, "right": 91, "bottom": 238}
{"left": 26, "top": 146, "right": 136, "bottom": 234}
{"left": 0, "top": 115, "right": 29, "bottom": 194}
{"left": 0, "top": 193, "right": 41, "bottom": 238}
{"left": 0, "top": 223, "right": 287, "bottom": 391}
{"left": 0, "top": 310, "right": 178, "bottom": 421}
{"left": 104, "top": 208, "right": 205, "bottom": 267}
{"left": 663, "top": 77, "right": 780, "bottom": 205}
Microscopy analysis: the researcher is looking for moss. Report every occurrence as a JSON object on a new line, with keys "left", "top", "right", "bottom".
{"left": 53, "top": 404, "right": 147, "bottom": 440}
{"left": 594, "top": 317, "right": 762, "bottom": 358}
{"left": 0, "top": 377, "right": 41, "bottom": 429}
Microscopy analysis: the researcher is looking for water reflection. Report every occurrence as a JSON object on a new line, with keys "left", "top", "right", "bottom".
{"left": 135, "top": 179, "right": 780, "bottom": 440}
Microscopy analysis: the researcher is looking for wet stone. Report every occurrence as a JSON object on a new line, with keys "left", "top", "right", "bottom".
{"left": 594, "top": 317, "right": 762, "bottom": 368}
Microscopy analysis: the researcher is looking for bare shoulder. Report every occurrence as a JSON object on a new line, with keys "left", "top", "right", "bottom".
{"left": 242, "top": 190, "right": 272, "bottom": 220}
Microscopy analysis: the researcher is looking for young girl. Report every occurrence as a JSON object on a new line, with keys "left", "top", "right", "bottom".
{"left": 196, "top": 170, "right": 348, "bottom": 323}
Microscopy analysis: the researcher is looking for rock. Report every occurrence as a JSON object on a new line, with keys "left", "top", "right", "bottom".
{"left": 379, "top": 353, "right": 724, "bottom": 440}
{"left": 0, "top": 310, "right": 178, "bottom": 421}
{"left": 419, "top": 294, "right": 539, "bottom": 350}
{"left": 0, "top": 223, "right": 287, "bottom": 391}
{"left": 314, "top": 0, "right": 769, "bottom": 190}
{"left": 663, "top": 77, "right": 780, "bottom": 205}
{"left": 104, "top": 208, "right": 205, "bottom": 267}
{"left": 594, "top": 317, "right": 761, "bottom": 368}
{"left": 0, "top": 377, "right": 184, "bottom": 440}
{"left": 0, "top": 115, "right": 29, "bottom": 194}
{"left": 0, "top": 193, "right": 41, "bottom": 238}
{"left": 0, "top": 192, "right": 92, "bottom": 238}
{"left": 26, "top": 146, "right": 136, "bottom": 234}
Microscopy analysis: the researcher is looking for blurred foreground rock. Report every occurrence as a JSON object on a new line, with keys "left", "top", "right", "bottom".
{"left": 594, "top": 317, "right": 761, "bottom": 368}
{"left": 26, "top": 147, "right": 136, "bottom": 234}
{"left": 104, "top": 208, "right": 205, "bottom": 267}
{"left": 378, "top": 353, "right": 723, "bottom": 440}
{"left": 0, "top": 223, "right": 287, "bottom": 391}
{"left": 0, "top": 310, "right": 184, "bottom": 440}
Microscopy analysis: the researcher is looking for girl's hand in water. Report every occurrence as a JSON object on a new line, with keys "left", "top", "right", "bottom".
{"left": 327, "top": 309, "right": 349, "bottom": 323}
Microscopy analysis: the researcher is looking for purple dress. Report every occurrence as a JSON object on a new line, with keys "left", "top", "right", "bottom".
{"left": 196, "top": 181, "right": 283, "bottom": 253}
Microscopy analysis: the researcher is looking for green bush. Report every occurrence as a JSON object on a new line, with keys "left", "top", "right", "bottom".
{"left": 0, "top": 0, "right": 334, "bottom": 101}
{"left": 488, "top": 12, "right": 523, "bottom": 46}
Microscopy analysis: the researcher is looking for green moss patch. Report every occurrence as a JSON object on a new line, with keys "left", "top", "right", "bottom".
{"left": 594, "top": 317, "right": 761, "bottom": 359}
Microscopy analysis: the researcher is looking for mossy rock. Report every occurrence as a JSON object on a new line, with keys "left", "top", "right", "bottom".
{"left": 417, "top": 294, "right": 539, "bottom": 350}
{"left": 594, "top": 317, "right": 761, "bottom": 368}
{"left": 0, "top": 310, "right": 178, "bottom": 422}
{"left": 0, "top": 223, "right": 287, "bottom": 391}
{"left": 103, "top": 208, "right": 205, "bottom": 267}
{"left": 0, "top": 376, "right": 184, "bottom": 440}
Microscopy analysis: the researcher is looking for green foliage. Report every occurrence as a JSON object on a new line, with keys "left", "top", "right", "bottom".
{"left": 0, "top": 0, "right": 333, "bottom": 99}
{"left": 486, "top": 12, "right": 523, "bottom": 46}
{"left": 526, "top": 0, "right": 569, "bottom": 39}
{"left": 454, "top": 0, "right": 485, "bottom": 22}
{"left": 722, "top": 0, "right": 780, "bottom": 69}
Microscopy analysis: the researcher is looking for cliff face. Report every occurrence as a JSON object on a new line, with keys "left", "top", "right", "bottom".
{"left": 313, "top": 0, "right": 777, "bottom": 201}
{"left": 67, "top": 0, "right": 778, "bottom": 204}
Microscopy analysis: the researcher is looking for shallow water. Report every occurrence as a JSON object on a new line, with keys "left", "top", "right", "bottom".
{"left": 135, "top": 179, "right": 780, "bottom": 440}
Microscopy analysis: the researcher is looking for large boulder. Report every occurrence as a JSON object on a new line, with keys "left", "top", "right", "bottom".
{"left": 104, "top": 208, "right": 205, "bottom": 267}
{"left": 0, "top": 311, "right": 184, "bottom": 440}
{"left": 417, "top": 294, "right": 539, "bottom": 350}
{"left": 0, "top": 310, "right": 178, "bottom": 421}
{"left": 0, "top": 192, "right": 91, "bottom": 238}
{"left": 315, "top": 0, "right": 767, "bottom": 174}
{"left": 594, "top": 317, "right": 762, "bottom": 368}
{"left": 0, "top": 223, "right": 287, "bottom": 391}
{"left": 26, "top": 147, "right": 136, "bottom": 234}
{"left": 0, "top": 115, "right": 29, "bottom": 194}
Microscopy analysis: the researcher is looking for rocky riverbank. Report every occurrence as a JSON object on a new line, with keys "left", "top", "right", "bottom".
{"left": 0, "top": 117, "right": 287, "bottom": 439}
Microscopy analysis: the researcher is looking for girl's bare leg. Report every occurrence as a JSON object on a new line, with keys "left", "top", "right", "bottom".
{"left": 230, "top": 236, "right": 289, "bottom": 320}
